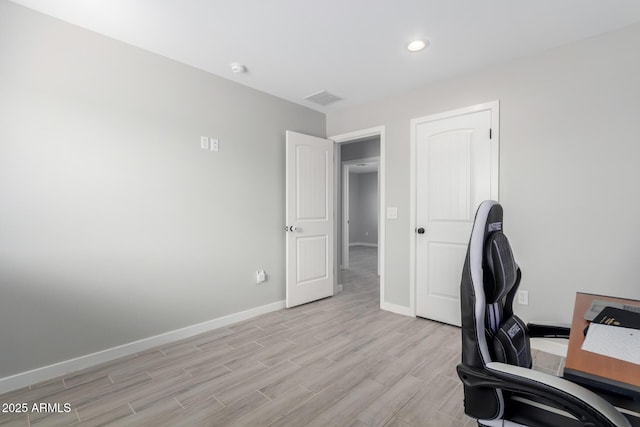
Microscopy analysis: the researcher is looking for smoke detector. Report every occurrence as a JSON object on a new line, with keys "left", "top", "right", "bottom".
{"left": 230, "top": 63, "right": 247, "bottom": 73}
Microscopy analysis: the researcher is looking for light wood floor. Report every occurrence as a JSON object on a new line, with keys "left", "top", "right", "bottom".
{"left": 0, "top": 246, "right": 563, "bottom": 427}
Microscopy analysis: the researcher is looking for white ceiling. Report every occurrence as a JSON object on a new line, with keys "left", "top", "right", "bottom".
{"left": 10, "top": 0, "right": 640, "bottom": 112}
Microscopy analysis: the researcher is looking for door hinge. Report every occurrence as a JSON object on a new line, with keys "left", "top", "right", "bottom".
{"left": 489, "top": 128, "right": 492, "bottom": 139}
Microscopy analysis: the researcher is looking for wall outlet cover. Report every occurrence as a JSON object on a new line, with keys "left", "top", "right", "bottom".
{"left": 517, "top": 290, "right": 529, "bottom": 305}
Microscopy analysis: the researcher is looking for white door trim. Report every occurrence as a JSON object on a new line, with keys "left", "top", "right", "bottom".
{"left": 342, "top": 156, "right": 380, "bottom": 269}
{"left": 409, "top": 101, "right": 500, "bottom": 316}
{"left": 329, "top": 126, "right": 385, "bottom": 306}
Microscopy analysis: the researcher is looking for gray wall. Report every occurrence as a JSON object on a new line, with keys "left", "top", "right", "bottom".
{"left": 327, "top": 23, "right": 640, "bottom": 324}
{"left": 341, "top": 137, "right": 380, "bottom": 162}
{"left": 349, "top": 172, "right": 378, "bottom": 245}
{"left": 0, "top": 1, "right": 325, "bottom": 378}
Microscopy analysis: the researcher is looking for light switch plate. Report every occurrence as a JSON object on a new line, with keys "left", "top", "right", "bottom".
{"left": 210, "top": 138, "right": 219, "bottom": 152}
{"left": 386, "top": 207, "right": 398, "bottom": 219}
{"left": 200, "top": 136, "right": 209, "bottom": 150}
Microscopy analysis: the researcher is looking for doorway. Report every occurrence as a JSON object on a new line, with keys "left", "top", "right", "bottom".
{"left": 342, "top": 157, "right": 379, "bottom": 274}
{"left": 329, "top": 127, "right": 385, "bottom": 306}
{"left": 342, "top": 153, "right": 380, "bottom": 268}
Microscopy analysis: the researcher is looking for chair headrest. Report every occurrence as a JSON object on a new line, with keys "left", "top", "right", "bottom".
{"left": 484, "top": 231, "right": 518, "bottom": 303}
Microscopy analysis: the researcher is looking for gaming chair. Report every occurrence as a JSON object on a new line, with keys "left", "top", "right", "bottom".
{"left": 456, "top": 200, "right": 630, "bottom": 427}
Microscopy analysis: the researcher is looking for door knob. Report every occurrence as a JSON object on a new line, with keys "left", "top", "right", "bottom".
{"left": 417, "top": 227, "right": 425, "bottom": 234}
{"left": 290, "top": 226, "right": 300, "bottom": 232}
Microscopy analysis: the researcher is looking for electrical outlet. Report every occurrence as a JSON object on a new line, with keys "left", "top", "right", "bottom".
{"left": 517, "top": 290, "right": 529, "bottom": 305}
{"left": 256, "top": 269, "right": 266, "bottom": 284}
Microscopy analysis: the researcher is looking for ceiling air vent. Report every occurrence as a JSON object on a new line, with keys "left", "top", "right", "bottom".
{"left": 303, "top": 90, "right": 343, "bottom": 106}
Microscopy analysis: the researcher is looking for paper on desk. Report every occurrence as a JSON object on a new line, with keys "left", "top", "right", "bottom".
{"left": 582, "top": 323, "right": 640, "bottom": 365}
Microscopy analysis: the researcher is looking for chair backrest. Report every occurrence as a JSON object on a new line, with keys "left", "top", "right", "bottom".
{"left": 459, "top": 200, "right": 532, "bottom": 420}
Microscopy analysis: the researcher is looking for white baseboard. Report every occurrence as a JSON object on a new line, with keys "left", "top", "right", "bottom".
{"left": 349, "top": 242, "right": 378, "bottom": 248}
{"left": 380, "top": 301, "right": 414, "bottom": 317}
{"left": 0, "top": 300, "right": 286, "bottom": 394}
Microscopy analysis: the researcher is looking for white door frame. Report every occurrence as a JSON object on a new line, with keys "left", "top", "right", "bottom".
{"left": 409, "top": 101, "right": 500, "bottom": 316}
{"left": 342, "top": 156, "right": 380, "bottom": 270}
{"left": 329, "top": 126, "right": 385, "bottom": 306}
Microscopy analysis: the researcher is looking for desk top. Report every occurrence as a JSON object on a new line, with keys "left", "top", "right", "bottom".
{"left": 564, "top": 292, "right": 640, "bottom": 394}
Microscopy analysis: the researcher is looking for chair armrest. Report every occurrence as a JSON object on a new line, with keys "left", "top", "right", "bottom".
{"left": 457, "top": 362, "right": 630, "bottom": 427}
{"left": 527, "top": 322, "right": 571, "bottom": 338}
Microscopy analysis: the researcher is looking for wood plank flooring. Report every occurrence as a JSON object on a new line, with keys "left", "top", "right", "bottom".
{"left": 0, "top": 246, "right": 563, "bottom": 426}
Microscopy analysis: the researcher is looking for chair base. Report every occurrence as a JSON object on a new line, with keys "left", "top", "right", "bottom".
{"left": 475, "top": 395, "right": 640, "bottom": 427}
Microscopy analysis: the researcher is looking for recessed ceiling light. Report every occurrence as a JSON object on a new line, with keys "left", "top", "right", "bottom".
{"left": 230, "top": 63, "right": 247, "bottom": 73}
{"left": 407, "top": 40, "right": 428, "bottom": 52}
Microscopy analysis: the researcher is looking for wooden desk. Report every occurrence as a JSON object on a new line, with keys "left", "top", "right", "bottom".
{"left": 563, "top": 292, "right": 640, "bottom": 399}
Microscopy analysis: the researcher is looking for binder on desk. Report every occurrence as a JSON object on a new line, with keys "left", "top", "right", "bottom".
{"left": 592, "top": 306, "right": 640, "bottom": 330}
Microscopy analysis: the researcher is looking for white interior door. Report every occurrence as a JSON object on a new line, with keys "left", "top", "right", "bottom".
{"left": 415, "top": 107, "right": 498, "bottom": 326}
{"left": 285, "top": 131, "right": 334, "bottom": 308}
